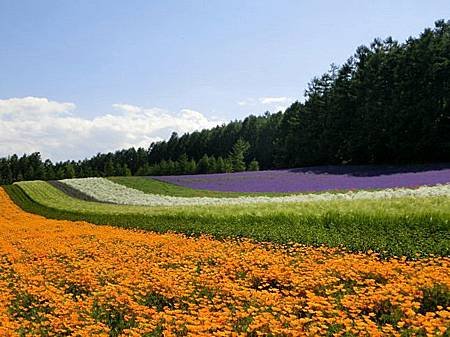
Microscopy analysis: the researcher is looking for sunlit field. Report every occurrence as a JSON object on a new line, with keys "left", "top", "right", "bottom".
{"left": 1, "top": 9, "right": 450, "bottom": 336}
{"left": 1, "top": 188, "right": 449, "bottom": 336}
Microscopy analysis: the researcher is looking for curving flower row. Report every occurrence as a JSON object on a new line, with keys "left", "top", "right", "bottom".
{"left": 0, "top": 188, "right": 449, "bottom": 336}
{"left": 60, "top": 177, "right": 450, "bottom": 207}
{"left": 155, "top": 166, "right": 450, "bottom": 193}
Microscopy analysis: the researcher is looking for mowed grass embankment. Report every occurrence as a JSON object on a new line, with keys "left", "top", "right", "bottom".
{"left": 5, "top": 180, "right": 450, "bottom": 257}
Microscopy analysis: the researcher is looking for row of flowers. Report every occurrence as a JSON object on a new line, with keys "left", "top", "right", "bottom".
{"left": 0, "top": 187, "right": 449, "bottom": 336}
{"left": 60, "top": 177, "right": 450, "bottom": 207}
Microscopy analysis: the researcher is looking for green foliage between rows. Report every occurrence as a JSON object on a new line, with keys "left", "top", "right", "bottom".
{"left": 108, "top": 177, "right": 291, "bottom": 198}
{"left": 4, "top": 181, "right": 450, "bottom": 258}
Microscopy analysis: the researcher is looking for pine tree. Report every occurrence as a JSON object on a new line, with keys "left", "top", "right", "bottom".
{"left": 166, "top": 160, "right": 176, "bottom": 175}
{"left": 187, "top": 159, "right": 197, "bottom": 174}
{"left": 55, "top": 167, "right": 65, "bottom": 180}
{"left": 248, "top": 159, "right": 260, "bottom": 171}
{"left": 44, "top": 165, "right": 56, "bottom": 180}
{"left": 123, "top": 164, "right": 132, "bottom": 176}
{"left": 115, "top": 163, "right": 123, "bottom": 176}
{"left": 65, "top": 163, "right": 76, "bottom": 179}
{"left": 150, "top": 163, "right": 161, "bottom": 175}
{"left": 216, "top": 157, "right": 225, "bottom": 173}
{"left": 159, "top": 160, "right": 168, "bottom": 175}
{"left": 104, "top": 159, "right": 115, "bottom": 177}
{"left": 208, "top": 156, "right": 217, "bottom": 173}
{"left": 178, "top": 153, "right": 189, "bottom": 174}
{"left": 5, "top": 166, "right": 13, "bottom": 184}
{"left": 230, "top": 138, "right": 250, "bottom": 172}
{"left": 224, "top": 158, "right": 233, "bottom": 173}
{"left": 197, "top": 154, "right": 209, "bottom": 174}
{"left": 136, "top": 163, "right": 151, "bottom": 176}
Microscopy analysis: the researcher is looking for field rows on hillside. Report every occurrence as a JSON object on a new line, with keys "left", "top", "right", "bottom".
{"left": 57, "top": 177, "right": 450, "bottom": 207}
{"left": 8, "top": 181, "right": 450, "bottom": 257}
{"left": 1, "top": 188, "right": 449, "bottom": 336}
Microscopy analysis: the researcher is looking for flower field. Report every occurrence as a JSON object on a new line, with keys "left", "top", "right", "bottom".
{"left": 6, "top": 180, "right": 450, "bottom": 257}
{"left": 3, "top": 170, "right": 450, "bottom": 335}
{"left": 59, "top": 177, "right": 450, "bottom": 207}
{"left": 1, "top": 188, "right": 449, "bottom": 336}
{"left": 154, "top": 165, "right": 450, "bottom": 193}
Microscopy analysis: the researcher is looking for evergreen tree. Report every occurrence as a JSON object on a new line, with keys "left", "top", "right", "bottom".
{"left": 230, "top": 138, "right": 250, "bottom": 172}
{"left": 115, "top": 163, "right": 124, "bottom": 176}
{"left": 24, "top": 166, "right": 35, "bottom": 180}
{"left": 65, "top": 163, "right": 76, "bottom": 179}
{"left": 216, "top": 157, "right": 225, "bottom": 173}
{"left": 248, "top": 159, "right": 260, "bottom": 171}
{"left": 208, "top": 156, "right": 217, "bottom": 173}
{"left": 55, "top": 167, "right": 65, "bottom": 180}
{"left": 197, "top": 154, "right": 210, "bottom": 174}
{"left": 166, "top": 160, "right": 176, "bottom": 175}
{"left": 104, "top": 159, "right": 115, "bottom": 177}
{"left": 123, "top": 164, "right": 132, "bottom": 176}
{"left": 177, "top": 153, "right": 189, "bottom": 174}
{"left": 150, "top": 163, "right": 161, "bottom": 175}
{"left": 224, "top": 158, "right": 233, "bottom": 173}
{"left": 187, "top": 159, "right": 197, "bottom": 174}
{"left": 136, "top": 163, "right": 151, "bottom": 176}
{"left": 159, "top": 160, "right": 168, "bottom": 175}
{"left": 44, "top": 164, "right": 56, "bottom": 181}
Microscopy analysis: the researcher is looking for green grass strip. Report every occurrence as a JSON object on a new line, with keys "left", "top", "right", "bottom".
{"left": 5, "top": 181, "right": 450, "bottom": 258}
{"left": 109, "top": 176, "right": 293, "bottom": 197}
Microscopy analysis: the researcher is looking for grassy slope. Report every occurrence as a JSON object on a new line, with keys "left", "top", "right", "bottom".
{"left": 5, "top": 181, "right": 450, "bottom": 257}
{"left": 109, "top": 176, "right": 292, "bottom": 197}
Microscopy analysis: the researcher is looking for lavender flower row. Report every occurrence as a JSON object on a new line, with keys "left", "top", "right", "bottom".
{"left": 154, "top": 165, "right": 450, "bottom": 193}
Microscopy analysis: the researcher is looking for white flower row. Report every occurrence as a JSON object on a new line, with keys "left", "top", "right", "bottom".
{"left": 59, "top": 177, "right": 450, "bottom": 207}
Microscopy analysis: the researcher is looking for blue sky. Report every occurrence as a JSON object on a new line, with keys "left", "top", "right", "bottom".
{"left": 1, "top": 0, "right": 449, "bottom": 161}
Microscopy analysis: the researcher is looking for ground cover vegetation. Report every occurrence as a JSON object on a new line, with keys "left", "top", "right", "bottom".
{"left": 1, "top": 21, "right": 449, "bottom": 184}
{"left": 1, "top": 188, "right": 449, "bottom": 336}
{"left": 4, "top": 181, "right": 450, "bottom": 258}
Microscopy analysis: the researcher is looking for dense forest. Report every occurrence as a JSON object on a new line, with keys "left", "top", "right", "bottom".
{"left": 1, "top": 20, "right": 449, "bottom": 185}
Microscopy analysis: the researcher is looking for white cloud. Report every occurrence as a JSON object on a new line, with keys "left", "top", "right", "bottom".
{"left": 0, "top": 96, "right": 75, "bottom": 119}
{"left": 237, "top": 96, "right": 294, "bottom": 112}
{"left": 259, "top": 96, "right": 292, "bottom": 105}
{"left": 237, "top": 98, "right": 257, "bottom": 106}
{"left": 0, "top": 97, "right": 222, "bottom": 162}
{"left": 112, "top": 103, "right": 142, "bottom": 114}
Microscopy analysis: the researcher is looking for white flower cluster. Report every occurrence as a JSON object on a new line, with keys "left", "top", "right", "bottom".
{"left": 60, "top": 177, "right": 450, "bottom": 207}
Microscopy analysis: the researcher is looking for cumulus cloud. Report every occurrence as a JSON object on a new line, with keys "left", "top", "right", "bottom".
{"left": 259, "top": 96, "right": 292, "bottom": 105}
{"left": 0, "top": 96, "right": 76, "bottom": 119}
{"left": 0, "top": 97, "right": 222, "bottom": 162}
{"left": 237, "top": 96, "right": 294, "bottom": 112}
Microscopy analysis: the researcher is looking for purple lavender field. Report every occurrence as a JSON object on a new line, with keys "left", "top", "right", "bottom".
{"left": 153, "top": 164, "right": 450, "bottom": 193}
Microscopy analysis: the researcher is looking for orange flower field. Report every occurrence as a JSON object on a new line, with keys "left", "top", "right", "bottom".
{"left": 0, "top": 188, "right": 449, "bottom": 337}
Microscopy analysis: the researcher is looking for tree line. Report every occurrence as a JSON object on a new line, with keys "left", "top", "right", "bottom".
{"left": 1, "top": 20, "right": 449, "bottom": 185}
{"left": 0, "top": 139, "right": 259, "bottom": 184}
